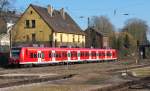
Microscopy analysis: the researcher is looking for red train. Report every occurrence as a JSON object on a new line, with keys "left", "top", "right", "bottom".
{"left": 9, "top": 47, "right": 117, "bottom": 65}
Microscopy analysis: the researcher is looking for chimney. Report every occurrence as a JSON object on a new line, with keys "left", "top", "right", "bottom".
{"left": 60, "top": 8, "right": 65, "bottom": 19}
{"left": 47, "top": 5, "right": 53, "bottom": 16}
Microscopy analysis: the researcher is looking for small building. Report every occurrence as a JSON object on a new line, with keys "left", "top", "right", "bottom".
{"left": 84, "top": 27, "right": 109, "bottom": 48}
{"left": 12, "top": 4, "right": 85, "bottom": 48}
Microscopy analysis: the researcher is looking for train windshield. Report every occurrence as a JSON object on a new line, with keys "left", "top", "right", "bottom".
{"left": 11, "top": 48, "right": 21, "bottom": 58}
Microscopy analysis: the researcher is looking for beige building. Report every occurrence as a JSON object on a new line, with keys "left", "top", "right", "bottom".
{"left": 12, "top": 4, "right": 85, "bottom": 48}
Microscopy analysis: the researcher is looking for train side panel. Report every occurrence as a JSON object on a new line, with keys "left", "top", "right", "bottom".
{"left": 10, "top": 47, "right": 118, "bottom": 65}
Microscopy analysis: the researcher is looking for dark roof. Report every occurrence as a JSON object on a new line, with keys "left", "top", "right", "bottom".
{"left": 85, "top": 27, "right": 109, "bottom": 37}
{"left": 30, "top": 4, "right": 84, "bottom": 35}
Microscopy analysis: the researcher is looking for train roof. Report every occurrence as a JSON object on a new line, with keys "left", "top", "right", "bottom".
{"left": 11, "top": 47, "right": 116, "bottom": 51}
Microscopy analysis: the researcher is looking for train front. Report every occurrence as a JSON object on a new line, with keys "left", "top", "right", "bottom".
{"left": 9, "top": 47, "right": 22, "bottom": 65}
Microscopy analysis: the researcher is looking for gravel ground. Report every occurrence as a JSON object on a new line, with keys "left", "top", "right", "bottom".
{"left": 0, "top": 58, "right": 149, "bottom": 91}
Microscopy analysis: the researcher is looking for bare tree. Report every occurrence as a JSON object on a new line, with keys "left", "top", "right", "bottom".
{"left": 123, "top": 18, "right": 148, "bottom": 44}
{"left": 0, "top": 0, "right": 17, "bottom": 51}
{"left": 90, "top": 16, "right": 115, "bottom": 48}
{"left": 90, "top": 16, "right": 115, "bottom": 35}
{"left": 0, "top": 0, "right": 16, "bottom": 15}
{"left": 0, "top": 0, "right": 9, "bottom": 14}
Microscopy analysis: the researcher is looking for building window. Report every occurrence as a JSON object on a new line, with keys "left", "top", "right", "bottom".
{"left": 78, "top": 35, "right": 80, "bottom": 43}
{"left": 73, "top": 35, "right": 75, "bottom": 42}
{"left": 32, "top": 33, "right": 36, "bottom": 42}
{"left": 25, "top": 20, "right": 30, "bottom": 28}
{"left": 49, "top": 35, "right": 52, "bottom": 41}
{"left": 30, "top": 11, "right": 33, "bottom": 14}
{"left": 60, "top": 34, "right": 63, "bottom": 42}
{"left": 32, "top": 20, "right": 35, "bottom": 28}
{"left": 26, "top": 35, "right": 29, "bottom": 41}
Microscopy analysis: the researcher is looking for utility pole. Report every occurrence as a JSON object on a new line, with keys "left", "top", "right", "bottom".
{"left": 80, "top": 16, "right": 90, "bottom": 28}
{"left": 8, "top": 23, "right": 14, "bottom": 57}
{"left": 88, "top": 17, "right": 90, "bottom": 28}
{"left": 9, "top": 29, "right": 11, "bottom": 57}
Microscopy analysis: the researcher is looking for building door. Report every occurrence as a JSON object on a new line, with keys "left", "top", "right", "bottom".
{"left": 32, "top": 33, "right": 36, "bottom": 42}
{"left": 49, "top": 35, "right": 53, "bottom": 47}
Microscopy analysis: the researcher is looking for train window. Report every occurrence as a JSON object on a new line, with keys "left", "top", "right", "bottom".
{"left": 38, "top": 53, "right": 41, "bottom": 58}
{"left": 107, "top": 52, "right": 112, "bottom": 56}
{"left": 11, "top": 48, "right": 21, "bottom": 58}
{"left": 74, "top": 53, "right": 77, "bottom": 57}
{"left": 56, "top": 53, "right": 61, "bottom": 58}
{"left": 99, "top": 52, "right": 102, "bottom": 56}
{"left": 78, "top": 53, "right": 80, "bottom": 57}
{"left": 96, "top": 53, "right": 99, "bottom": 56}
{"left": 49, "top": 52, "right": 51, "bottom": 58}
{"left": 30, "top": 53, "right": 34, "bottom": 58}
{"left": 41, "top": 52, "right": 44, "bottom": 59}
{"left": 68, "top": 53, "right": 71, "bottom": 57}
{"left": 85, "top": 52, "right": 89, "bottom": 57}
{"left": 33, "top": 53, "right": 37, "bottom": 58}
{"left": 91, "top": 52, "right": 96, "bottom": 56}
{"left": 71, "top": 52, "right": 77, "bottom": 57}
{"left": 62, "top": 52, "right": 67, "bottom": 57}
{"left": 71, "top": 52, "right": 73, "bottom": 57}
{"left": 102, "top": 53, "right": 105, "bottom": 56}
{"left": 81, "top": 52, "right": 84, "bottom": 57}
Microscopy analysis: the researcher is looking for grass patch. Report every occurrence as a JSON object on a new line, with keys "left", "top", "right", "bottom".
{"left": 131, "top": 67, "right": 150, "bottom": 77}
{"left": 85, "top": 78, "right": 107, "bottom": 85}
{"left": 7, "top": 85, "right": 93, "bottom": 91}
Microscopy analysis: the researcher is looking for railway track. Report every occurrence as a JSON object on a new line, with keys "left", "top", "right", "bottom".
{"left": 107, "top": 64, "right": 150, "bottom": 72}
{"left": 0, "top": 59, "right": 149, "bottom": 90}
{"left": 0, "top": 74, "right": 76, "bottom": 89}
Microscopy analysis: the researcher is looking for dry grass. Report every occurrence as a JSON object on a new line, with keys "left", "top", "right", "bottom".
{"left": 2, "top": 84, "right": 100, "bottom": 91}
{"left": 131, "top": 67, "right": 150, "bottom": 77}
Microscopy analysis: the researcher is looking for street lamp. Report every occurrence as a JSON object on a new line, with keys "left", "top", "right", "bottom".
{"left": 7, "top": 22, "right": 14, "bottom": 57}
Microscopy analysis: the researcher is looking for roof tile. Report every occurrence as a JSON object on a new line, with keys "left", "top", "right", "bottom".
{"left": 31, "top": 4, "right": 85, "bottom": 35}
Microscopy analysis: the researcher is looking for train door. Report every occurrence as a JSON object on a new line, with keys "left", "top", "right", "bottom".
{"left": 48, "top": 51, "right": 52, "bottom": 62}
{"left": 37, "top": 51, "right": 45, "bottom": 63}
{"left": 37, "top": 51, "right": 42, "bottom": 63}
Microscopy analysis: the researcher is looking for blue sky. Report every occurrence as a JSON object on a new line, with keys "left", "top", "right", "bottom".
{"left": 13, "top": 0, "right": 150, "bottom": 39}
